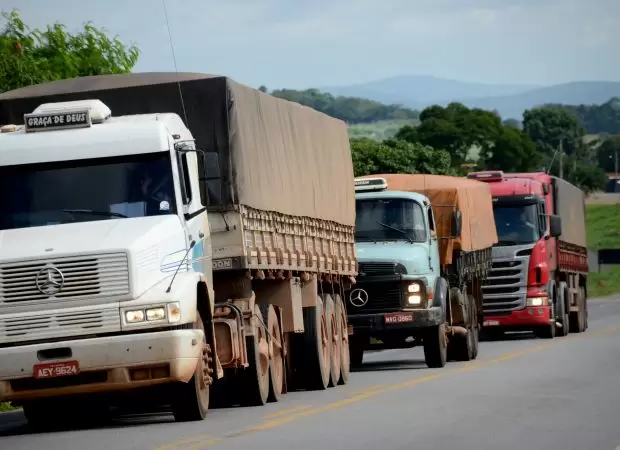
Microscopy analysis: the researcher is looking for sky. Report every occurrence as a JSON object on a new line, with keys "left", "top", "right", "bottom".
{"left": 1, "top": 0, "right": 619, "bottom": 90}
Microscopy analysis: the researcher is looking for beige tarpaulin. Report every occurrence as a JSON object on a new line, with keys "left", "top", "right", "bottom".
{"left": 0, "top": 73, "right": 356, "bottom": 227}
{"left": 358, "top": 174, "right": 498, "bottom": 265}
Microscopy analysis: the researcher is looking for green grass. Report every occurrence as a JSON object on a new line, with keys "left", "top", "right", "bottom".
{"left": 586, "top": 204, "right": 620, "bottom": 250}
{"left": 586, "top": 204, "right": 620, "bottom": 297}
{"left": 348, "top": 119, "right": 419, "bottom": 141}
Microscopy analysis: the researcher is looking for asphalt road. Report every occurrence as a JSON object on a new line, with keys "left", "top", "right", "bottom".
{"left": 2, "top": 296, "right": 620, "bottom": 450}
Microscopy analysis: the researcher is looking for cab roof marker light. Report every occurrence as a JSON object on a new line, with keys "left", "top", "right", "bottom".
{"left": 31, "top": 99, "right": 112, "bottom": 124}
{"left": 354, "top": 177, "right": 388, "bottom": 192}
{"left": 466, "top": 171, "right": 504, "bottom": 182}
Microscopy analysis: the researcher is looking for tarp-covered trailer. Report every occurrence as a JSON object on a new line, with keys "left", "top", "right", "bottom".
{"left": 0, "top": 73, "right": 357, "bottom": 408}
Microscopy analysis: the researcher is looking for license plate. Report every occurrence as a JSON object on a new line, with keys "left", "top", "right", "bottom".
{"left": 384, "top": 313, "right": 414, "bottom": 324}
{"left": 483, "top": 320, "right": 500, "bottom": 326}
{"left": 33, "top": 361, "right": 80, "bottom": 379}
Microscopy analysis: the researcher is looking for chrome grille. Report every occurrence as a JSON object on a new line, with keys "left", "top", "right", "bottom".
{"left": 482, "top": 257, "right": 529, "bottom": 313}
{"left": 0, "top": 308, "right": 121, "bottom": 344}
{"left": 0, "top": 253, "right": 130, "bottom": 304}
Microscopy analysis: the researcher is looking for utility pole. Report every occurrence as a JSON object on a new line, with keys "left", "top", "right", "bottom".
{"left": 558, "top": 138, "right": 564, "bottom": 179}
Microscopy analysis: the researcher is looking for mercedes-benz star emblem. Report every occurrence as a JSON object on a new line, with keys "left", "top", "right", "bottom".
{"left": 35, "top": 265, "right": 65, "bottom": 296}
{"left": 349, "top": 288, "right": 369, "bottom": 307}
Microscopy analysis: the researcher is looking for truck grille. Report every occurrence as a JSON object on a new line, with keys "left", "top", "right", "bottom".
{"left": 482, "top": 257, "right": 528, "bottom": 313}
{"left": 358, "top": 262, "right": 406, "bottom": 276}
{"left": 346, "top": 280, "right": 403, "bottom": 315}
{"left": 0, "top": 307, "right": 122, "bottom": 344}
{"left": 0, "top": 253, "right": 130, "bottom": 304}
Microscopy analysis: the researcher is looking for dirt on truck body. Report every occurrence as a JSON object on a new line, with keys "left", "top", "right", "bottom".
{"left": 0, "top": 73, "right": 356, "bottom": 415}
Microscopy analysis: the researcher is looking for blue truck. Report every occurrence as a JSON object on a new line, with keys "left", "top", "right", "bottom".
{"left": 347, "top": 174, "right": 497, "bottom": 368}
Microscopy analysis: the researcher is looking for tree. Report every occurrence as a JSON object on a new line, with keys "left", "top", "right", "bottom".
{"left": 483, "top": 126, "right": 540, "bottom": 172}
{"left": 544, "top": 97, "right": 620, "bottom": 135}
{"left": 597, "top": 136, "right": 620, "bottom": 174}
{"left": 0, "top": 10, "right": 139, "bottom": 93}
{"left": 545, "top": 153, "right": 607, "bottom": 194}
{"left": 258, "top": 85, "right": 268, "bottom": 93}
{"left": 503, "top": 118, "right": 521, "bottom": 129}
{"left": 350, "top": 138, "right": 454, "bottom": 177}
{"left": 522, "top": 107, "right": 586, "bottom": 157}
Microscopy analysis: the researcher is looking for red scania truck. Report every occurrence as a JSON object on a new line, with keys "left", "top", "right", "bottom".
{"left": 466, "top": 171, "right": 588, "bottom": 339}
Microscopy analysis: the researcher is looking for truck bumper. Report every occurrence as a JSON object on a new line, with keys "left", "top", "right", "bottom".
{"left": 349, "top": 307, "right": 443, "bottom": 334}
{"left": 0, "top": 328, "right": 203, "bottom": 402}
{"left": 483, "top": 306, "right": 552, "bottom": 330}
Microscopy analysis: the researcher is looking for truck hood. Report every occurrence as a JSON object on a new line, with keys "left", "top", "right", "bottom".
{"left": 356, "top": 241, "right": 431, "bottom": 276}
{"left": 0, "top": 216, "right": 184, "bottom": 263}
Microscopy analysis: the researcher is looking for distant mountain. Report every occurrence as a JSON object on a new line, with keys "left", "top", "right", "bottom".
{"left": 319, "top": 76, "right": 620, "bottom": 120}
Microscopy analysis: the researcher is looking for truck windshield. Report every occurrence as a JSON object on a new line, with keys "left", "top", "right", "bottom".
{"left": 355, "top": 198, "right": 426, "bottom": 242}
{"left": 493, "top": 203, "right": 541, "bottom": 245}
{"left": 0, "top": 152, "right": 176, "bottom": 231}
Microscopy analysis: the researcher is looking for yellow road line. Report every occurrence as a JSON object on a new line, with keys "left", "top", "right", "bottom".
{"left": 262, "top": 404, "right": 312, "bottom": 419}
{"left": 154, "top": 324, "right": 620, "bottom": 450}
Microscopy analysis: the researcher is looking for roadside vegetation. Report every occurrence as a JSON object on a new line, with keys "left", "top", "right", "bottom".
{"left": 586, "top": 204, "right": 620, "bottom": 297}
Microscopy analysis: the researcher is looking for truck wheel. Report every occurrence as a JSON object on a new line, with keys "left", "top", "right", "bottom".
{"left": 556, "top": 288, "right": 570, "bottom": 337}
{"left": 582, "top": 287, "right": 589, "bottom": 330}
{"left": 471, "top": 325, "right": 480, "bottom": 360}
{"left": 334, "top": 294, "right": 350, "bottom": 385}
{"left": 240, "top": 304, "right": 270, "bottom": 406}
{"left": 172, "top": 314, "right": 212, "bottom": 421}
{"left": 323, "top": 294, "right": 341, "bottom": 387}
{"left": 569, "top": 287, "right": 586, "bottom": 333}
{"left": 301, "top": 296, "right": 331, "bottom": 390}
{"left": 452, "top": 328, "right": 473, "bottom": 362}
{"left": 534, "top": 324, "right": 555, "bottom": 339}
{"left": 423, "top": 324, "right": 447, "bottom": 368}
{"left": 261, "top": 304, "right": 284, "bottom": 403}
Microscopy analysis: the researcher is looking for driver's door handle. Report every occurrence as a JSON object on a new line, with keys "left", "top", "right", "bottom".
{"left": 198, "top": 231, "right": 205, "bottom": 239}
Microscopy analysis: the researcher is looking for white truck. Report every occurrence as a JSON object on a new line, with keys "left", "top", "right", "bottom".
{"left": 0, "top": 73, "right": 357, "bottom": 428}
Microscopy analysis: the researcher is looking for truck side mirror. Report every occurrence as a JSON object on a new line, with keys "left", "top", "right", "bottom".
{"left": 451, "top": 211, "right": 462, "bottom": 237}
{"left": 549, "top": 215, "right": 562, "bottom": 237}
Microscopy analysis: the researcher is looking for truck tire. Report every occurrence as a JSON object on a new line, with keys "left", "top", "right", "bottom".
{"left": 300, "top": 296, "right": 331, "bottom": 390}
{"left": 471, "top": 325, "right": 480, "bottom": 359}
{"left": 569, "top": 287, "right": 586, "bottom": 333}
{"left": 323, "top": 294, "right": 341, "bottom": 387}
{"left": 172, "top": 315, "right": 212, "bottom": 421}
{"left": 556, "top": 286, "right": 569, "bottom": 337}
{"left": 534, "top": 323, "right": 555, "bottom": 339}
{"left": 423, "top": 323, "right": 447, "bottom": 368}
{"left": 451, "top": 291, "right": 475, "bottom": 362}
{"left": 240, "top": 304, "right": 270, "bottom": 406}
{"left": 261, "top": 304, "right": 284, "bottom": 403}
{"left": 334, "top": 294, "right": 350, "bottom": 385}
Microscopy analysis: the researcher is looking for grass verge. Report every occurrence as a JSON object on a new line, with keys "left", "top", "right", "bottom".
{"left": 586, "top": 204, "right": 620, "bottom": 297}
{"left": 0, "top": 402, "right": 15, "bottom": 412}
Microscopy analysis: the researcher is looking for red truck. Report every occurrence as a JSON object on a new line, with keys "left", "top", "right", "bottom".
{"left": 466, "top": 171, "right": 588, "bottom": 339}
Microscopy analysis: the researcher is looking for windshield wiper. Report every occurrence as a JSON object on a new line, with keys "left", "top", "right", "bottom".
{"left": 62, "top": 209, "right": 128, "bottom": 219}
{"left": 376, "top": 221, "right": 414, "bottom": 243}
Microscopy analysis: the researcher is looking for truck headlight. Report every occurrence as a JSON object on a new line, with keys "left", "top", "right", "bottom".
{"left": 526, "top": 297, "right": 548, "bottom": 307}
{"left": 407, "top": 283, "right": 421, "bottom": 293}
{"left": 123, "top": 302, "right": 181, "bottom": 325}
{"left": 407, "top": 294, "right": 422, "bottom": 305}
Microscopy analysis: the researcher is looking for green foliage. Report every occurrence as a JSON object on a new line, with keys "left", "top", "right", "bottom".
{"left": 0, "top": 9, "right": 139, "bottom": 93}
{"left": 0, "top": 402, "right": 15, "bottom": 411}
{"left": 348, "top": 119, "right": 419, "bottom": 141}
{"left": 350, "top": 137, "right": 454, "bottom": 177}
{"left": 522, "top": 107, "right": 586, "bottom": 157}
{"left": 546, "top": 98, "right": 620, "bottom": 135}
{"left": 271, "top": 88, "right": 419, "bottom": 124}
{"left": 596, "top": 135, "right": 620, "bottom": 173}
{"left": 396, "top": 102, "right": 538, "bottom": 173}
{"left": 502, "top": 118, "right": 521, "bottom": 129}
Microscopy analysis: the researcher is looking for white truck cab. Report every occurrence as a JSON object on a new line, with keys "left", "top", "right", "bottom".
{"left": 0, "top": 100, "right": 217, "bottom": 423}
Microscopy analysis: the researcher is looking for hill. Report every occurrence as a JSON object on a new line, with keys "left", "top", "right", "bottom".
{"left": 319, "top": 76, "right": 620, "bottom": 121}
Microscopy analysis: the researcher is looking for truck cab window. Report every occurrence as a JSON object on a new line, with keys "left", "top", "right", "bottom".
{"left": 177, "top": 153, "right": 193, "bottom": 205}
{"left": 355, "top": 198, "right": 427, "bottom": 242}
{"left": 492, "top": 202, "right": 541, "bottom": 246}
{"left": 0, "top": 152, "right": 177, "bottom": 231}
{"left": 427, "top": 206, "right": 436, "bottom": 233}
